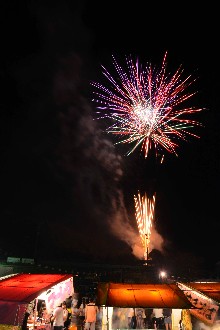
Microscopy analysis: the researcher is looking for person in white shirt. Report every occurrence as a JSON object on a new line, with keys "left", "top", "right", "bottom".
{"left": 152, "top": 308, "right": 164, "bottom": 329}
{"left": 51, "top": 303, "right": 65, "bottom": 330}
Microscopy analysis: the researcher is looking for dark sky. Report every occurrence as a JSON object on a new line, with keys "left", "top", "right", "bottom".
{"left": 1, "top": 1, "right": 219, "bottom": 275}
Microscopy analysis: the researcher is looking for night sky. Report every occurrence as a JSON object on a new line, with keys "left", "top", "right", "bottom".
{"left": 1, "top": 1, "right": 219, "bottom": 275}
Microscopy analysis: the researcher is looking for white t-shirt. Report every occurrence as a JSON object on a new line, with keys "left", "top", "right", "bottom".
{"left": 153, "top": 308, "right": 163, "bottom": 318}
{"left": 53, "top": 306, "right": 64, "bottom": 326}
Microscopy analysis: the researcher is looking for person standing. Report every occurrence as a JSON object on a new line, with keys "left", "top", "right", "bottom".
{"left": 66, "top": 296, "right": 72, "bottom": 310}
{"left": 62, "top": 301, "right": 70, "bottom": 330}
{"left": 84, "top": 297, "right": 99, "bottom": 330}
{"left": 163, "top": 308, "right": 172, "bottom": 330}
{"left": 152, "top": 308, "right": 164, "bottom": 329}
{"left": 71, "top": 299, "right": 80, "bottom": 328}
{"left": 127, "top": 308, "right": 136, "bottom": 329}
{"left": 79, "top": 298, "right": 86, "bottom": 328}
{"left": 51, "top": 303, "right": 65, "bottom": 330}
{"left": 135, "top": 308, "right": 146, "bottom": 329}
{"left": 21, "top": 311, "right": 30, "bottom": 330}
{"left": 127, "top": 308, "right": 134, "bottom": 329}
{"left": 65, "top": 296, "right": 72, "bottom": 327}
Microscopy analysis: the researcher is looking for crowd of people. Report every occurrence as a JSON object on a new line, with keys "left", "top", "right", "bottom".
{"left": 125, "top": 307, "right": 173, "bottom": 329}
{"left": 22, "top": 296, "right": 100, "bottom": 330}
{"left": 23, "top": 297, "right": 176, "bottom": 330}
{"left": 110, "top": 307, "right": 173, "bottom": 329}
{"left": 51, "top": 296, "right": 99, "bottom": 330}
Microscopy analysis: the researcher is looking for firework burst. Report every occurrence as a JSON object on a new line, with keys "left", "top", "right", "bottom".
{"left": 91, "top": 52, "right": 204, "bottom": 159}
{"left": 134, "top": 191, "right": 156, "bottom": 261}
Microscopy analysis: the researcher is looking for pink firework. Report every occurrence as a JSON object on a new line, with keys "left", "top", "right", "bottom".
{"left": 91, "top": 52, "right": 204, "bottom": 158}
{"left": 134, "top": 192, "right": 156, "bottom": 261}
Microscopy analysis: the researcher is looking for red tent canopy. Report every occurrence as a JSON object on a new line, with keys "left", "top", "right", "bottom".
{"left": 0, "top": 273, "right": 73, "bottom": 325}
{"left": 0, "top": 273, "right": 72, "bottom": 303}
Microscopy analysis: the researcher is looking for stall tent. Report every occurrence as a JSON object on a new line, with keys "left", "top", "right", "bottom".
{"left": 97, "top": 282, "right": 194, "bottom": 330}
{"left": 0, "top": 273, "right": 73, "bottom": 326}
{"left": 97, "top": 282, "right": 220, "bottom": 327}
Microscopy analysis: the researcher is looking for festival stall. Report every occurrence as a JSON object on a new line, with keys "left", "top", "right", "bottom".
{"left": 97, "top": 282, "right": 220, "bottom": 330}
{"left": 0, "top": 273, "right": 73, "bottom": 329}
{"left": 1, "top": 274, "right": 220, "bottom": 330}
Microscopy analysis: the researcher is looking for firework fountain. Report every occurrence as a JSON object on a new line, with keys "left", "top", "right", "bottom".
{"left": 134, "top": 191, "right": 156, "bottom": 263}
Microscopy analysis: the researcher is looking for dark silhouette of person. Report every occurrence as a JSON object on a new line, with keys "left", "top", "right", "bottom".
{"left": 21, "top": 312, "right": 30, "bottom": 330}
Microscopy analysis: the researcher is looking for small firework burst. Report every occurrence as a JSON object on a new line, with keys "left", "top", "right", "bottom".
{"left": 91, "top": 52, "right": 204, "bottom": 159}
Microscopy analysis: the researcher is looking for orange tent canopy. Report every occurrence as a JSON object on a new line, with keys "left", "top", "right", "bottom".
{"left": 97, "top": 282, "right": 193, "bottom": 309}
